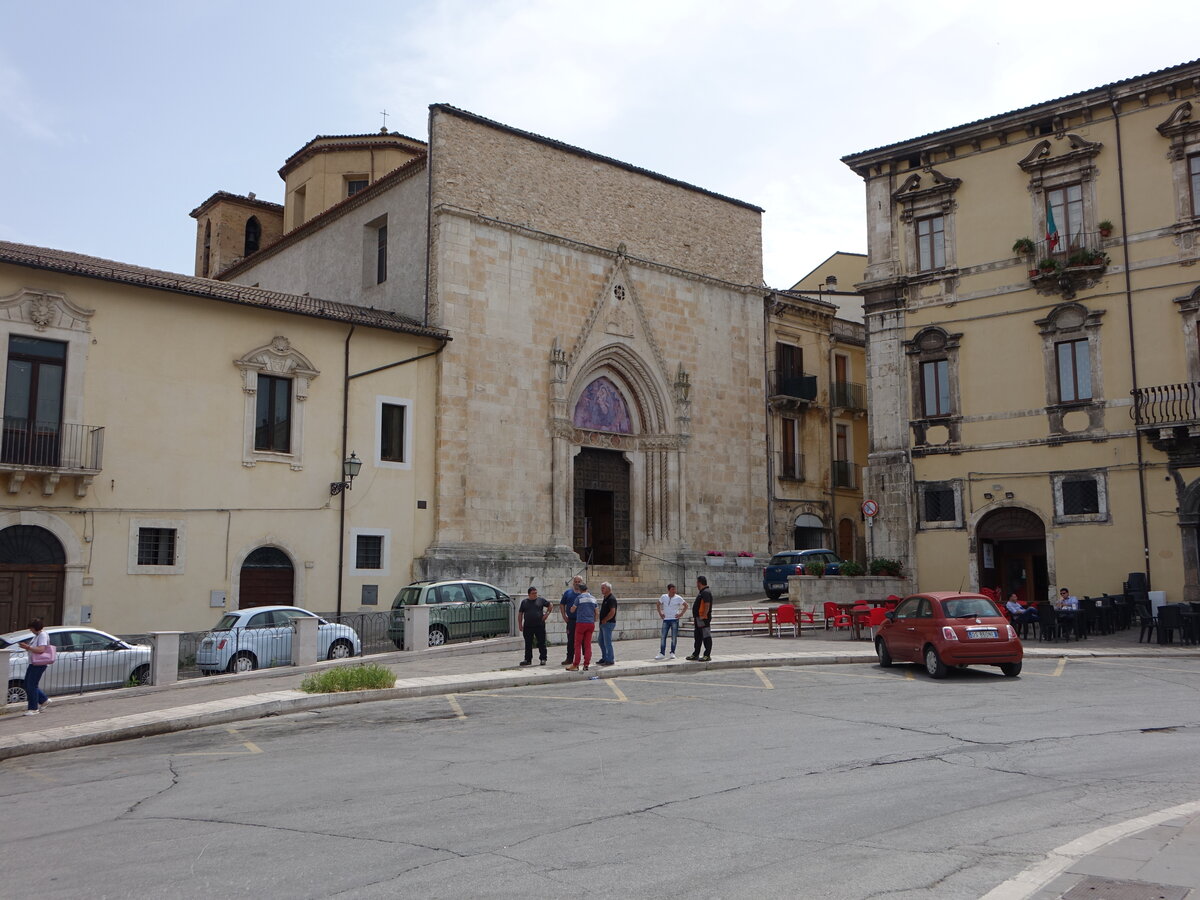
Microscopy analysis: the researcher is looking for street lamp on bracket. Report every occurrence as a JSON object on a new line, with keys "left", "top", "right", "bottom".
{"left": 330, "top": 452, "right": 362, "bottom": 496}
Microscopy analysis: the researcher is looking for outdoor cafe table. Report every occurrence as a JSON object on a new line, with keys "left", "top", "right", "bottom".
{"left": 834, "top": 599, "right": 892, "bottom": 640}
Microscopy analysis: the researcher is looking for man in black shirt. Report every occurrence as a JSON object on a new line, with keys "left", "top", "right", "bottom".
{"left": 518, "top": 587, "right": 551, "bottom": 666}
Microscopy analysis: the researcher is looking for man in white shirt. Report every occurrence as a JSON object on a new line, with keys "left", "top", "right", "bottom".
{"left": 655, "top": 583, "right": 688, "bottom": 660}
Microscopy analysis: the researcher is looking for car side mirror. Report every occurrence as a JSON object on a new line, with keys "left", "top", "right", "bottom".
{"left": 107, "top": 640, "right": 125, "bottom": 650}
{"left": 885, "top": 611, "right": 896, "bottom": 621}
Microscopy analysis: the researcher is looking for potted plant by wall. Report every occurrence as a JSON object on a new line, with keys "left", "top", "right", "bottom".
{"left": 839, "top": 560, "right": 865, "bottom": 577}
{"left": 705, "top": 550, "right": 725, "bottom": 567}
{"left": 804, "top": 561, "right": 826, "bottom": 578}
{"left": 1099, "top": 220, "right": 1114, "bottom": 238}
{"left": 1012, "top": 237, "right": 1035, "bottom": 255}
{"left": 736, "top": 551, "right": 756, "bottom": 568}
{"left": 1037, "top": 258, "right": 1060, "bottom": 275}
{"left": 868, "top": 557, "right": 904, "bottom": 577}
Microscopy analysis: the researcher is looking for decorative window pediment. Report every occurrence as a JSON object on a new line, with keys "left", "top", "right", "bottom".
{"left": 0, "top": 288, "right": 94, "bottom": 333}
{"left": 891, "top": 168, "right": 962, "bottom": 221}
{"left": 1157, "top": 102, "right": 1200, "bottom": 234}
{"left": 234, "top": 336, "right": 319, "bottom": 470}
{"left": 1017, "top": 134, "right": 1103, "bottom": 185}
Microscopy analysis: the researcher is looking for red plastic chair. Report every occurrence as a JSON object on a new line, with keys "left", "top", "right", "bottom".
{"left": 823, "top": 601, "right": 841, "bottom": 630}
{"left": 751, "top": 608, "right": 773, "bottom": 633}
{"left": 830, "top": 613, "right": 853, "bottom": 631}
{"left": 864, "top": 606, "right": 889, "bottom": 638}
{"left": 774, "top": 604, "right": 800, "bottom": 638}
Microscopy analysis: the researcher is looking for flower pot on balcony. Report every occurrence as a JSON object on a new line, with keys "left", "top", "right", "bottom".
{"left": 736, "top": 557, "right": 756, "bottom": 568}
{"left": 706, "top": 556, "right": 725, "bottom": 567}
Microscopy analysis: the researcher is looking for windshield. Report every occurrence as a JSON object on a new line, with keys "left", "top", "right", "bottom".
{"left": 393, "top": 587, "right": 422, "bottom": 608}
{"left": 212, "top": 614, "right": 241, "bottom": 631}
{"left": 0, "top": 631, "right": 33, "bottom": 648}
{"left": 768, "top": 555, "right": 800, "bottom": 566}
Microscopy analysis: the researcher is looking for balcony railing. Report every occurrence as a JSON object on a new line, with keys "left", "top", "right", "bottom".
{"left": 777, "top": 450, "right": 804, "bottom": 481}
{"left": 0, "top": 418, "right": 105, "bottom": 472}
{"left": 769, "top": 371, "right": 818, "bottom": 401}
{"left": 832, "top": 460, "right": 859, "bottom": 490}
{"left": 1131, "top": 383, "right": 1200, "bottom": 428}
{"left": 831, "top": 381, "right": 866, "bottom": 411}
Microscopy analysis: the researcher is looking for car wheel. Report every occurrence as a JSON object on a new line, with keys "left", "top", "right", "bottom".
{"left": 924, "top": 645, "right": 948, "bottom": 679}
{"left": 327, "top": 639, "right": 354, "bottom": 660}
{"left": 766, "top": 591, "right": 782, "bottom": 601}
{"left": 1000, "top": 662, "right": 1023, "bottom": 677}
{"left": 428, "top": 625, "right": 448, "bottom": 647}
{"left": 7, "top": 680, "right": 27, "bottom": 706}
{"left": 393, "top": 639, "right": 404, "bottom": 650}
{"left": 129, "top": 664, "right": 151, "bottom": 686}
{"left": 875, "top": 638, "right": 893, "bottom": 668}
{"left": 228, "top": 651, "right": 257, "bottom": 674}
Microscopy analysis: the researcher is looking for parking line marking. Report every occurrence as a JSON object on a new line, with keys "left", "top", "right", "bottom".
{"left": 471, "top": 691, "right": 626, "bottom": 703}
{"left": 177, "top": 725, "right": 262, "bottom": 756}
{"left": 606, "top": 680, "right": 628, "bottom": 702}
{"left": 655, "top": 677, "right": 775, "bottom": 690}
{"left": 753, "top": 667, "right": 774, "bottom": 689}
{"left": 1075, "top": 658, "right": 1200, "bottom": 675}
{"left": 446, "top": 694, "right": 467, "bottom": 719}
{"left": 1025, "top": 658, "right": 1068, "bottom": 677}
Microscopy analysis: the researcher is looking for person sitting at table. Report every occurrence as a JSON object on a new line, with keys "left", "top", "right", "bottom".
{"left": 1056, "top": 587, "right": 1080, "bottom": 629}
{"left": 1006, "top": 592, "right": 1038, "bottom": 625}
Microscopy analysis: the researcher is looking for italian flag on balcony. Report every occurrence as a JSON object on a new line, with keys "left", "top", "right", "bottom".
{"left": 1046, "top": 204, "right": 1060, "bottom": 250}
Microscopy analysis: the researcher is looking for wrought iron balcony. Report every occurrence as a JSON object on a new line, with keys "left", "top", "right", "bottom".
{"left": 768, "top": 371, "right": 818, "bottom": 406}
{"left": 832, "top": 459, "right": 859, "bottom": 490}
{"left": 0, "top": 418, "right": 104, "bottom": 496}
{"left": 831, "top": 380, "right": 866, "bottom": 411}
{"left": 777, "top": 450, "right": 805, "bottom": 481}
{"left": 1131, "top": 383, "right": 1200, "bottom": 429}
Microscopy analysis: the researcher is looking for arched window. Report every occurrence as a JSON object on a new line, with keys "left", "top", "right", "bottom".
{"left": 244, "top": 216, "right": 261, "bottom": 257}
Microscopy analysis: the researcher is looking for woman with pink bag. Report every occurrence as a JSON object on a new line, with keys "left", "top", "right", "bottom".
{"left": 17, "top": 619, "right": 54, "bottom": 716}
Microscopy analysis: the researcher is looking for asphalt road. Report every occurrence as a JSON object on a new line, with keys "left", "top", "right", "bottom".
{"left": 3, "top": 656, "right": 1200, "bottom": 899}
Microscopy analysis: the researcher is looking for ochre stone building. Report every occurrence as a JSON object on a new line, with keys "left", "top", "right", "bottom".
{"left": 843, "top": 59, "right": 1200, "bottom": 603}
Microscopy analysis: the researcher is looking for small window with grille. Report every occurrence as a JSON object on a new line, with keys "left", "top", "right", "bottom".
{"left": 137, "top": 528, "right": 176, "bottom": 566}
{"left": 355, "top": 535, "right": 383, "bottom": 570}
{"left": 924, "top": 489, "right": 956, "bottom": 522}
{"left": 917, "top": 481, "right": 962, "bottom": 529}
{"left": 1061, "top": 477, "right": 1099, "bottom": 515}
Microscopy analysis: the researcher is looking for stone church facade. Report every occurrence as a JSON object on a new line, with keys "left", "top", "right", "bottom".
{"left": 206, "top": 106, "right": 769, "bottom": 599}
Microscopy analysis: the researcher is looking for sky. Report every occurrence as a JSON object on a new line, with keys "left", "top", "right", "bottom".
{"left": 2, "top": 1, "right": 1198, "bottom": 289}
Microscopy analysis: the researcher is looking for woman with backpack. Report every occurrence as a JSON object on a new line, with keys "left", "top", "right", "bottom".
{"left": 18, "top": 618, "right": 54, "bottom": 715}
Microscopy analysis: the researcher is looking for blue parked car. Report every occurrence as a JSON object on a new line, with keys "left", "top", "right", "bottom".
{"left": 762, "top": 549, "right": 843, "bottom": 600}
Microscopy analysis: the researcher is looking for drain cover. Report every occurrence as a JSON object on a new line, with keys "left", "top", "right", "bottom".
{"left": 1061, "top": 876, "right": 1190, "bottom": 900}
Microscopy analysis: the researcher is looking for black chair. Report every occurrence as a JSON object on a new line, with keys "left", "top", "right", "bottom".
{"left": 1157, "top": 604, "right": 1182, "bottom": 645}
{"left": 1135, "top": 603, "right": 1157, "bottom": 643}
{"left": 1180, "top": 605, "right": 1200, "bottom": 645}
{"left": 1037, "top": 603, "right": 1059, "bottom": 641}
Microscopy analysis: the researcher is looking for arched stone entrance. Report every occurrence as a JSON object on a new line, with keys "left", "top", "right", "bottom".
{"left": 794, "top": 513, "right": 826, "bottom": 550}
{"left": 0, "top": 525, "right": 65, "bottom": 630}
{"left": 976, "top": 507, "right": 1048, "bottom": 604}
{"left": 238, "top": 546, "right": 295, "bottom": 609}
{"left": 1178, "top": 478, "right": 1200, "bottom": 603}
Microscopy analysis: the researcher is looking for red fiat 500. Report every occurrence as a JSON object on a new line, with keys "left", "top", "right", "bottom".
{"left": 875, "top": 592, "right": 1023, "bottom": 678}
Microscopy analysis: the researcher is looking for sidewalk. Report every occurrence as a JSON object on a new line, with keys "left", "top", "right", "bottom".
{"left": 3, "top": 627, "right": 1198, "bottom": 899}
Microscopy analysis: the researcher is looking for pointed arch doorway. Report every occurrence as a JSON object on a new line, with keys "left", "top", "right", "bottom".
{"left": 977, "top": 507, "right": 1047, "bottom": 604}
{"left": 0, "top": 525, "right": 65, "bottom": 630}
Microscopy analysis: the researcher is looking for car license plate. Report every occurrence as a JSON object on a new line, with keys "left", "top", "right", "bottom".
{"left": 967, "top": 629, "right": 997, "bottom": 639}
{"left": 769, "top": 583, "right": 785, "bottom": 589}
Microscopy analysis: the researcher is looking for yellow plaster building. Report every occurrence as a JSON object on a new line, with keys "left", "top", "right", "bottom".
{"left": 0, "top": 242, "right": 446, "bottom": 634}
{"left": 843, "top": 59, "right": 1200, "bottom": 603}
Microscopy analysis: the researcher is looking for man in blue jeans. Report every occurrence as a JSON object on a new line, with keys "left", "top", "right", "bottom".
{"left": 597, "top": 582, "right": 618, "bottom": 666}
{"left": 655, "top": 583, "right": 688, "bottom": 660}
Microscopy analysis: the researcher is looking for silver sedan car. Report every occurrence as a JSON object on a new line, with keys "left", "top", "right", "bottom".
{"left": 4, "top": 626, "right": 152, "bottom": 705}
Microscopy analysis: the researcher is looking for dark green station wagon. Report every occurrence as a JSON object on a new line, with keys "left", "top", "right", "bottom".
{"left": 388, "top": 580, "right": 513, "bottom": 648}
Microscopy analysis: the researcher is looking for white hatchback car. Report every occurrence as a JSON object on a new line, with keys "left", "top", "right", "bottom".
{"left": 196, "top": 606, "right": 361, "bottom": 673}
{"left": 4, "top": 626, "right": 152, "bottom": 705}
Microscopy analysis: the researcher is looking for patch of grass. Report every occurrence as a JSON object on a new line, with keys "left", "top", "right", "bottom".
{"left": 299, "top": 663, "right": 396, "bottom": 694}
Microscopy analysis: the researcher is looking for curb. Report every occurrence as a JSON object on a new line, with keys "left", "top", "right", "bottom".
{"left": 1, "top": 646, "right": 1194, "bottom": 762}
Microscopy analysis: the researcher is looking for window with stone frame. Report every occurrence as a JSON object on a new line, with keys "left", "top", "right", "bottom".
{"left": 1175, "top": 285, "right": 1200, "bottom": 382}
{"left": 1052, "top": 470, "right": 1108, "bottom": 524}
{"left": 1158, "top": 101, "right": 1200, "bottom": 234}
{"left": 1035, "top": 303, "right": 1105, "bottom": 437}
{"left": 128, "top": 517, "right": 186, "bottom": 575}
{"left": 350, "top": 528, "right": 391, "bottom": 576}
{"left": 906, "top": 327, "right": 961, "bottom": 416}
{"left": 235, "top": 337, "right": 319, "bottom": 470}
{"left": 892, "top": 169, "right": 961, "bottom": 279}
{"left": 1018, "top": 134, "right": 1102, "bottom": 260}
{"left": 362, "top": 214, "right": 388, "bottom": 288}
{"left": 917, "top": 480, "right": 963, "bottom": 529}
{"left": 916, "top": 215, "right": 946, "bottom": 271}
